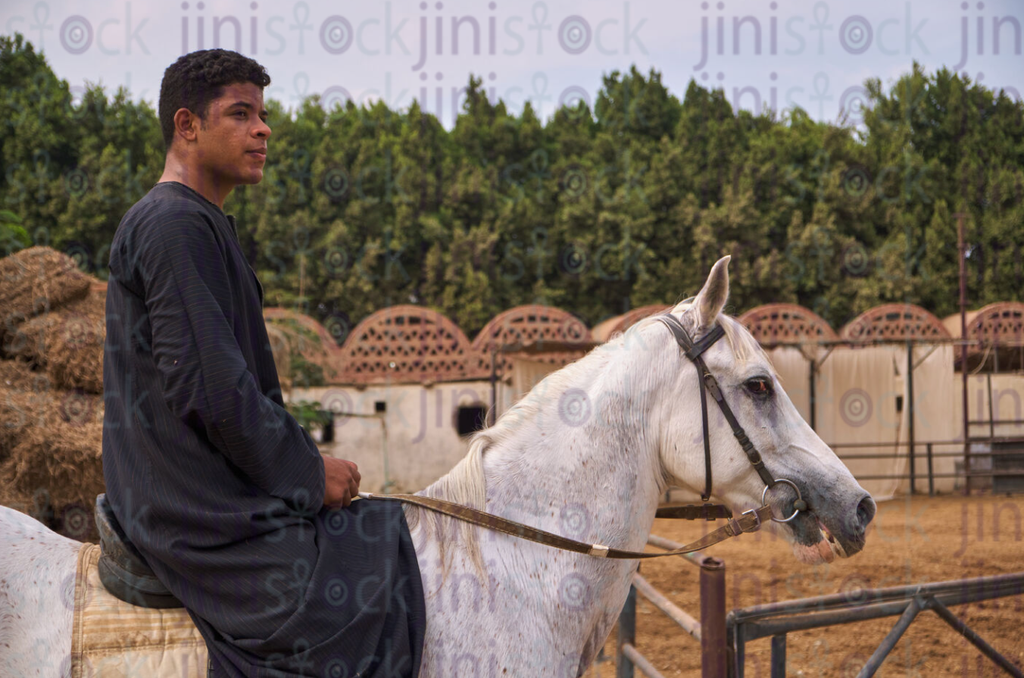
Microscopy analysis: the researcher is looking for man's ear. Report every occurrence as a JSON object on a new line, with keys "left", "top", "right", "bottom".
{"left": 688, "top": 255, "right": 731, "bottom": 330}
{"left": 173, "top": 108, "right": 199, "bottom": 143}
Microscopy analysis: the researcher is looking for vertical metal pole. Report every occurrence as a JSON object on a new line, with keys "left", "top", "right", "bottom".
{"left": 770, "top": 635, "right": 787, "bottom": 678}
{"left": 993, "top": 322, "right": 1000, "bottom": 374}
{"left": 734, "top": 626, "right": 745, "bottom": 678}
{"left": 907, "top": 342, "right": 916, "bottom": 495}
{"left": 701, "top": 557, "right": 727, "bottom": 678}
{"left": 958, "top": 213, "right": 971, "bottom": 495}
{"left": 379, "top": 415, "right": 390, "bottom": 493}
{"left": 987, "top": 373, "right": 995, "bottom": 439}
{"left": 808, "top": 358, "right": 817, "bottom": 431}
{"left": 617, "top": 585, "right": 637, "bottom": 678}
{"left": 927, "top": 443, "right": 934, "bottom": 497}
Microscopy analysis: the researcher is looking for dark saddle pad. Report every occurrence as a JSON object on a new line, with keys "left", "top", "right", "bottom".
{"left": 94, "top": 494, "right": 184, "bottom": 609}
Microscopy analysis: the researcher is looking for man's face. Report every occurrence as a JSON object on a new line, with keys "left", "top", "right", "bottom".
{"left": 194, "top": 81, "right": 271, "bottom": 187}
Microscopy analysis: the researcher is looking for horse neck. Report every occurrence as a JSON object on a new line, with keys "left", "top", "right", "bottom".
{"left": 478, "top": 342, "right": 669, "bottom": 550}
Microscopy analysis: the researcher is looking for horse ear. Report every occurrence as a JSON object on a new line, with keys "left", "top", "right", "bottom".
{"left": 688, "top": 255, "right": 731, "bottom": 328}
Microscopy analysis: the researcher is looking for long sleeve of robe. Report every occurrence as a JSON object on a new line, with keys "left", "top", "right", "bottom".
{"left": 102, "top": 181, "right": 425, "bottom": 678}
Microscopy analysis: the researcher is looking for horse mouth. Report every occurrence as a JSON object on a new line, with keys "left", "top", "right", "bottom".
{"left": 818, "top": 519, "right": 847, "bottom": 559}
{"left": 789, "top": 513, "right": 854, "bottom": 564}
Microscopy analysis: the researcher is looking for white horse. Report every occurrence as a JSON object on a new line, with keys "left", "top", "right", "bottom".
{"left": 0, "top": 257, "right": 874, "bottom": 677}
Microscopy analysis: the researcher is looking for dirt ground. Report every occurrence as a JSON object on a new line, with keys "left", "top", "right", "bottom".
{"left": 582, "top": 494, "right": 1024, "bottom": 678}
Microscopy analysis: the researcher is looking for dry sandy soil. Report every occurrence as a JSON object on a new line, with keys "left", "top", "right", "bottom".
{"left": 582, "top": 494, "right": 1024, "bottom": 678}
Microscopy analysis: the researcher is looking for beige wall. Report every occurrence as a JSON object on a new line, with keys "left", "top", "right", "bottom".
{"left": 965, "top": 373, "right": 1024, "bottom": 439}
{"left": 767, "top": 346, "right": 813, "bottom": 423}
{"left": 773, "top": 344, "right": 963, "bottom": 498}
{"left": 288, "top": 381, "right": 499, "bottom": 493}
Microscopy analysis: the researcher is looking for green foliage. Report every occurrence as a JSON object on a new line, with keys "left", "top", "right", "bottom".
{"left": 266, "top": 317, "right": 328, "bottom": 387}
{"left": 285, "top": 399, "right": 333, "bottom": 434}
{"left": 3, "top": 31, "right": 1022, "bottom": 335}
{"left": 0, "top": 210, "right": 30, "bottom": 251}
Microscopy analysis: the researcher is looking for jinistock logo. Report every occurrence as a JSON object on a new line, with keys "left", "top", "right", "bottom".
{"left": 4, "top": 3, "right": 150, "bottom": 55}
{"left": 686, "top": 1, "right": 1023, "bottom": 118}
{"left": 5, "top": 1, "right": 647, "bottom": 62}
{"left": 691, "top": 1, "right": 929, "bottom": 71}
{"left": 173, "top": 1, "right": 635, "bottom": 124}
{"left": 171, "top": 1, "right": 647, "bottom": 63}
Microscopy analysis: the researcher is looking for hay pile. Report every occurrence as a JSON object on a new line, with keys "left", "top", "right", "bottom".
{"left": 0, "top": 247, "right": 105, "bottom": 540}
{"left": 6, "top": 292, "right": 105, "bottom": 393}
{"left": 0, "top": 246, "right": 91, "bottom": 344}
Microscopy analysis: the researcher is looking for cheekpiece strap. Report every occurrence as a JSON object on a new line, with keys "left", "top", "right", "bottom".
{"left": 655, "top": 313, "right": 777, "bottom": 492}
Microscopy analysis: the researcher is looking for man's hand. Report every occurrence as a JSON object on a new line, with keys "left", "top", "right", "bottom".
{"left": 324, "top": 457, "right": 361, "bottom": 507}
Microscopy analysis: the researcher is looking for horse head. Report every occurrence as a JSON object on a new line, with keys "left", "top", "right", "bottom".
{"left": 654, "top": 256, "right": 875, "bottom": 565}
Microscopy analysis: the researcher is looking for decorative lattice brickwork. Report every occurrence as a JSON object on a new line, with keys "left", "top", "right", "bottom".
{"left": 966, "top": 302, "right": 1024, "bottom": 349}
{"left": 335, "top": 305, "right": 474, "bottom": 384}
{"left": 840, "top": 304, "right": 951, "bottom": 343}
{"left": 738, "top": 304, "right": 838, "bottom": 346}
{"left": 470, "top": 305, "right": 591, "bottom": 376}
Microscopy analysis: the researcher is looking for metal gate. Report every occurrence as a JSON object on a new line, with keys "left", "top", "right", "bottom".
{"left": 728, "top": 572, "right": 1024, "bottom": 677}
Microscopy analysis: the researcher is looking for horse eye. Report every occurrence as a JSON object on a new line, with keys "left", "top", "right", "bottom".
{"left": 745, "top": 377, "right": 773, "bottom": 397}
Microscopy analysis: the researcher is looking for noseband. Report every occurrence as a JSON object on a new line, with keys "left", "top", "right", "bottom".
{"left": 654, "top": 313, "right": 806, "bottom": 523}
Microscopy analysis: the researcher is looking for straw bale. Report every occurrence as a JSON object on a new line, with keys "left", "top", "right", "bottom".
{"left": 0, "top": 484, "right": 50, "bottom": 520}
{"left": 0, "top": 356, "right": 48, "bottom": 391}
{"left": 0, "top": 247, "right": 91, "bottom": 341}
{"left": 0, "top": 398, "right": 103, "bottom": 512}
{"left": 5, "top": 292, "right": 106, "bottom": 393}
{"left": 0, "top": 386, "right": 102, "bottom": 460}
{"left": 0, "top": 375, "right": 103, "bottom": 540}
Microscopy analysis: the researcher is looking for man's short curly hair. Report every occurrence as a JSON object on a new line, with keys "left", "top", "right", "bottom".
{"left": 159, "top": 49, "right": 271, "bottom": 150}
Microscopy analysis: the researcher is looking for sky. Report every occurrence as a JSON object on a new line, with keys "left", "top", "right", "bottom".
{"left": 2, "top": 0, "right": 1022, "bottom": 127}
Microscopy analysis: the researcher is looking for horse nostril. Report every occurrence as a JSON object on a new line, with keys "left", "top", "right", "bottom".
{"left": 856, "top": 495, "right": 876, "bottom": 532}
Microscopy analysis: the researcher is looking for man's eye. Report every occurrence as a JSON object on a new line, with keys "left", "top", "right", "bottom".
{"left": 745, "top": 377, "right": 773, "bottom": 397}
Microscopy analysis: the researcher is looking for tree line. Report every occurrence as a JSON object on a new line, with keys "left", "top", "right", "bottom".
{"left": 2, "top": 32, "right": 1022, "bottom": 343}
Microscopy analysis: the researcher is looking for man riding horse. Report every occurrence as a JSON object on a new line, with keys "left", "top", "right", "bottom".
{"left": 102, "top": 49, "right": 426, "bottom": 677}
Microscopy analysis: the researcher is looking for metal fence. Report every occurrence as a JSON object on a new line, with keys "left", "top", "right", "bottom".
{"left": 616, "top": 535, "right": 728, "bottom": 678}
{"left": 614, "top": 548, "right": 1024, "bottom": 678}
{"left": 827, "top": 434, "right": 1024, "bottom": 495}
{"left": 728, "top": 572, "right": 1024, "bottom": 678}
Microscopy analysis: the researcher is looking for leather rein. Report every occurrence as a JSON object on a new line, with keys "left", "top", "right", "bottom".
{"left": 359, "top": 312, "right": 806, "bottom": 560}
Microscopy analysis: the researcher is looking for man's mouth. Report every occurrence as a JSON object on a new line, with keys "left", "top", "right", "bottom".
{"left": 248, "top": 150, "right": 266, "bottom": 161}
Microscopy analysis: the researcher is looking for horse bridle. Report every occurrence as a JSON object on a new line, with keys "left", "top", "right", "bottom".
{"left": 358, "top": 311, "right": 809, "bottom": 560}
{"left": 653, "top": 312, "right": 807, "bottom": 523}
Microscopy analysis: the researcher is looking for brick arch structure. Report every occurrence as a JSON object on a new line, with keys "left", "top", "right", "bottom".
{"left": 592, "top": 304, "right": 671, "bottom": 342}
{"left": 263, "top": 307, "right": 342, "bottom": 383}
{"left": 335, "top": 305, "right": 475, "bottom": 384}
{"left": 840, "top": 304, "right": 951, "bottom": 343}
{"left": 263, "top": 308, "right": 340, "bottom": 349}
{"left": 470, "top": 305, "right": 591, "bottom": 375}
{"left": 964, "top": 302, "right": 1024, "bottom": 349}
{"left": 738, "top": 303, "right": 838, "bottom": 346}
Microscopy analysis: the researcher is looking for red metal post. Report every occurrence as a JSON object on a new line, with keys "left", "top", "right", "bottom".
{"left": 700, "top": 557, "right": 727, "bottom": 678}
